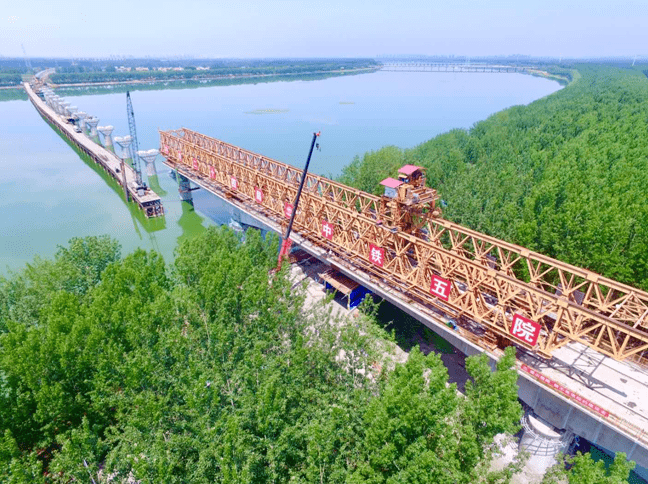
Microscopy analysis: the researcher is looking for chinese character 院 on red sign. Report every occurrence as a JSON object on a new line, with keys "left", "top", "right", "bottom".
{"left": 321, "top": 220, "right": 334, "bottom": 240}
{"left": 368, "top": 244, "right": 385, "bottom": 267}
{"left": 254, "top": 187, "right": 263, "bottom": 204}
{"left": 429, "top": 274, "right": 451, "bottom": 301}
{"left": 230, "top": 176, "right": 238, "bottom": 190}
{"left": 284, "top": 202, "right": 294, "bottom": 219}
{"left": 510, "top": 314, "right": 541, "bottom": 346}
{"left": 192, "top": 158, "right": 199, "bottom": 170}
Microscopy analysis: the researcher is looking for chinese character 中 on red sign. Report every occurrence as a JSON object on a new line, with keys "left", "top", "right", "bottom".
{"left": 209, "top": 166, "right": 216, "bottom": 179}
{"left": 368, "top": 244, "right": 385, "bottom": 267}
{"left": 284, "top": 202, "right": 294, "bottom": 219}
{"left": 254, "top": 187, "right": 263, "bottom": 203}
{"left": 429, "top": 274, "right": 451, "bottom": 301}
{"left": 510, "top": 314, "right": 541, "bottom": 346}
{"left": 192, "top": 158, "right": 198, "bottom": 170}
{"left": 321, "top": 220, "right": 334, "bottom": 240}
{"left": 230, "top": 176, "right": 238, "bottom": 190}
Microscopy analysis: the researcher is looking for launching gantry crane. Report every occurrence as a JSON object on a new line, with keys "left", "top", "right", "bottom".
{"left": 159, "top": 127, "right": 648, "bottom": 365}
{"left": 377, "top": 165, "right": 442, "bottom": 235}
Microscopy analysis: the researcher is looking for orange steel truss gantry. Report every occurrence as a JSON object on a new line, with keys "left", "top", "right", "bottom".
{"left": 160, "top": 127, "right": 648, "bottom": 363}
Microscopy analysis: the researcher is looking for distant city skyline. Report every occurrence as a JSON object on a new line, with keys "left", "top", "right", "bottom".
{"left": 3, "top": 0, "right": 645, "bottom": 59}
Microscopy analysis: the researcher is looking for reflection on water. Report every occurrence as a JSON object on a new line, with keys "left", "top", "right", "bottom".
{"left": 147, "top": 174, "right": 168, "bottom": 197}
{"left": 177, "top": 200, "right": 207, "bottom": 246}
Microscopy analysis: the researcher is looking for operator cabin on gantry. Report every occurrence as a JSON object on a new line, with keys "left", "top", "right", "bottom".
{"left": 378, "top": 165, "right": 442, "bottom": 235}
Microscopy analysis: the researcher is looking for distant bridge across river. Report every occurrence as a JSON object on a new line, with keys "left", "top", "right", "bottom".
{"left": 380, "top": 62, "right": 532, "bottom": 73}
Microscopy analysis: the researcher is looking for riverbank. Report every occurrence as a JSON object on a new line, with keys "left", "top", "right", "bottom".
{"left": 48, "top": 66, "right": 379, "bottom": 89}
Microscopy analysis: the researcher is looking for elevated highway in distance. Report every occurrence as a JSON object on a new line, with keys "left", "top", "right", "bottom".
{"left": 159, "top": 127, "right": 648, "bottom": 479}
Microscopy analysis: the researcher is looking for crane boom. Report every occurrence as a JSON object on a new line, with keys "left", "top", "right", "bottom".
{"left": 126, "top": 92, "right": 143, "bottom": 186}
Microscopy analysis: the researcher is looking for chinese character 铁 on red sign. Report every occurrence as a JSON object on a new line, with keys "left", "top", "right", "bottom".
{"left": 510, "top": 314, "right": 541, "bottom": 346}
{"left": 254, "top": 187, "right": 263, "bottom": 203}
{"left": 430, "top": 274, "right": 451, "bottom": 301}
{"left": 192, "top": 158, "right": 198, "bottom": 170}
{"left": 209, "top": 166, "right": 216, "bottom": 179}
{"left": 230, "top": 176, "right": 238, "bottom": 190}
{"left": 368, "top": 244, "right": 385, "bottom": 267}
{"left": 284, "top": 202, "right": 294, "bottom": 219}
{"left": 321, "top": 220, "right": 334, "bottom": 240}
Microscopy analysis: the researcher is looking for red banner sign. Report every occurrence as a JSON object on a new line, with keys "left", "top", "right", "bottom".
{"left": 230, "top": 176, "right": 238, "bottom": 190}
{"left": 284, "top": 202, "right": 293, "bottom": 219}
{"left": 321, "top": 220, "right": 334, "bottom": 240}
{"left": 254, "top": 187, "right": 263, "bottom": 203}
{"left": 369, "top": 244, "right": 385, "bottom": 267}
{"left": 510, "top": 314, "right": 541, "bottom": 346}
{"left": 521, "top": 364, "right": 610, "bottom": 418}
{"left": 430, "top": 274, "right": 451, "bottom": 301}
{"left": 192, "top": 158, "right": 199, "bottom": 171}
{"left": 209, "top": 166, "right": 216, "bottom": 180}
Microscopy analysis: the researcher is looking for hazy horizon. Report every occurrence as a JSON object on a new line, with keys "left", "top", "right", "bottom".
{"left": 3, "top": 0, "right": 646, "bottom": 60}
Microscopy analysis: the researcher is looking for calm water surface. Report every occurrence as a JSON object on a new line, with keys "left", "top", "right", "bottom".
{"left": 0, "top": 71, "right": 561, "bottom": 272}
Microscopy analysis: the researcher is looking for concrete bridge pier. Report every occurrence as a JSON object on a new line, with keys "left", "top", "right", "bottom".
{"left": 178, "top": 172, "right": 194, "bottom": 203}
{"left": 519, "top": 411, "right": 573, "bottom": 476}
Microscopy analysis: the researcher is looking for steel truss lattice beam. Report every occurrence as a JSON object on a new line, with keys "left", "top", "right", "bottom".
{"left": 160, "top": 127, "right": 648, "bottom": 363}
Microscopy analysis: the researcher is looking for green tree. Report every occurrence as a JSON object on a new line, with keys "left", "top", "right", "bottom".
{"left": 543, "top": 451, "right": 635, "bottom": 484}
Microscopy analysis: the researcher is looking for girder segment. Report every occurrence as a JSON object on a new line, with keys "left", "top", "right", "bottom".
{"left": 159, "top": 127, "right": 648, "bottom": 364}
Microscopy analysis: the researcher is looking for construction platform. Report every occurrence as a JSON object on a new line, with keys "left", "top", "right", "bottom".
{"left": 24, "top": 82, "right": 163, "bottom": 218}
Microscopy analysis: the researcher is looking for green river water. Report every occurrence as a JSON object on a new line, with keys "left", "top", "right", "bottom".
{"left": 0, "top": 71, "right": 561, "bottom": 273}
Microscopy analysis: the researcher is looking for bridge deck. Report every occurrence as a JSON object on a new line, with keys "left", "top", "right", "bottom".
{"left": 24, "top": 82, "right": 163, "bottom": 217}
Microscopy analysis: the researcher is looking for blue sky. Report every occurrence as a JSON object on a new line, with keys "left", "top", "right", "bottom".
{"left": 2, "top": 0, "right": 645, "bottom": 59}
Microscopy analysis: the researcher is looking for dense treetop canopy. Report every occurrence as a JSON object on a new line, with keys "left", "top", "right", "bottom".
{"left": 0, "top": 231, "right": 525, "bottom": 483}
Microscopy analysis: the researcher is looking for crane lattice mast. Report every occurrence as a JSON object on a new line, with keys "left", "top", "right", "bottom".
{"left": 126, "top": 91, "right": 143, "bottom": 186}
{"left": 21, "top": 44, "right": 33, "bottom": 72}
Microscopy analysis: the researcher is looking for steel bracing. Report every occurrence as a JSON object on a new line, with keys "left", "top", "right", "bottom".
{"left": 160, "top": 127, "right": 648, "bottom": 363}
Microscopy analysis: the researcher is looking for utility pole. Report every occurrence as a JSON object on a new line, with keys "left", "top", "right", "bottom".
{"left": 276, "top": 131, "right": 320, "bottom": 270}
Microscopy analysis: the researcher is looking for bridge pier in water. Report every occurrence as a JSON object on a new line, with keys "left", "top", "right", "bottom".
{"left": 177, "top": 172, "right": 194, "bottom": 204}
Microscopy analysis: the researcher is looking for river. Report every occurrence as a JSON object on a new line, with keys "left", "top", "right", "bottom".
{"left": 0, "top": 70, "right": 561, "bottom": 273}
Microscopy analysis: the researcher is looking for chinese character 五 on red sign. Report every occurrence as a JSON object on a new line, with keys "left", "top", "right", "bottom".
{"left": 510, "top": 314, "right": 541, "bottom": 346}
{"left": 429, "top": 274, "right": 451, "bottom": 301}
